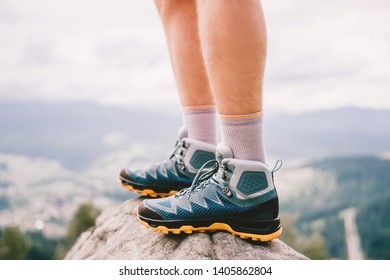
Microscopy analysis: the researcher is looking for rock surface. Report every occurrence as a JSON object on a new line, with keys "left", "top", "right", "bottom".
{"left": 65, "top": 198, "right": 309, "bottom": 260}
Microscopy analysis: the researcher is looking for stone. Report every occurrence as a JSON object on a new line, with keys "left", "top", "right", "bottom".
{"left": 65, "top": 198, "right": 309, "bottom": 260}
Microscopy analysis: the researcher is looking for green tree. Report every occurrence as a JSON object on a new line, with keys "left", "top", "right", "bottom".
{"left": 0, "top": 226, "right": 30, "bottom": 260}
{"left": 299, "top": 233, "right": 328, "bottom": 260}
{"left": 357, "top": 195, "right": 390, "bottom": 259}
{"left": 25, "top": 231, "right": 64, "bottom": 260}
{"left": 280, "top": 214, "right": 328, "bottom": 259}
{"left": 66, "top": 203, "right": 101, "bottom": 248}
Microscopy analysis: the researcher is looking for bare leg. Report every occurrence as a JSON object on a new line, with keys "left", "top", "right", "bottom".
{"left": 196, "top": 0, "right": 268, "bottom": 162}
{"left": 154, "top": 0, "right": 213, "bottom": 107}
{"left": 196, "top": 0, "right": 267, "bottom": 114}
{"left": 155, "top": 0, "right": 216, "bottom": 144}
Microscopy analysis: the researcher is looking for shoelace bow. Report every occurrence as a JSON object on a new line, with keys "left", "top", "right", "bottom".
{"left": 176, "top": 159, "right": 228, "bottom": 199}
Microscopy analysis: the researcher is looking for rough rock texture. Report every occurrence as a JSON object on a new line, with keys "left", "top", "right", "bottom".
{"left": 65, "top": 198, "right": 308, "bottom": 260}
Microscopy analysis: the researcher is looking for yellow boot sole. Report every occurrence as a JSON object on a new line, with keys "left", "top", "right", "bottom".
{"left": 138, "top": 218, "right": 282, "bottom": 242}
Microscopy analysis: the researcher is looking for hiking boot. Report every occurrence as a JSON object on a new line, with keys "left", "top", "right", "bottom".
{"left": 119, "top": 127, "right": 216, "bottom": 198}
{"left": 137, "top": 143, "right": 282, "bottom": 241}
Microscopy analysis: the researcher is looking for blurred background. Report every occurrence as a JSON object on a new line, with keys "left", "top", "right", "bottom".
{"left": 0, "top": 0, "right": 389, "bottom": 260}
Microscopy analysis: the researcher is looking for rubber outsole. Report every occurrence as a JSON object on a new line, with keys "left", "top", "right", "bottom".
{"left": 119, "top": 181, "right": 177, "bottom": 198}
{"left": 138, "top": 217, "right": 282, "bottom": 242}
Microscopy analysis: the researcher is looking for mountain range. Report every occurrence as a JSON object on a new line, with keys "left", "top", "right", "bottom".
{"left": 0, "top": 101, "right": 388, "bottom": 169}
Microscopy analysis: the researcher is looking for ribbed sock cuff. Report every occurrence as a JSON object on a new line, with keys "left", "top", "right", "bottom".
{"left": 219, "top": 112, "right": 265, "bottom": 163}
{"left": 183, "top": 105, "right": 217, "bottom": 145}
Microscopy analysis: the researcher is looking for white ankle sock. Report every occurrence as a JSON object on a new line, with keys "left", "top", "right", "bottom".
{"left": 219, "top": 112, "right": 265, "bottom": 163}
{"left": 182, "top": 105, "right": 217, "bottom": 145}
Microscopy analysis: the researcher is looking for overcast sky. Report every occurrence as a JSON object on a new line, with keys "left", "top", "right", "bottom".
{"left": 0, "top": 0, "right": 389, "bottom": 113}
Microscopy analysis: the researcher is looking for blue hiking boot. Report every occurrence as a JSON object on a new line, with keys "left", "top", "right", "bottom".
{"left": 119, "top": 127, "right": 216, "bottom": 198}
{"left": 137, "top": 143, "right": 282, "bottom": 241}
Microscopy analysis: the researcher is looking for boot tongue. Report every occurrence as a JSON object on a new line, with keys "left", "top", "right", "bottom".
{"left": 177, "top": 127, "right": 188, "bottom": 140}
{"left": 216, "top": 143, "right": 234, "bottom": 162}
